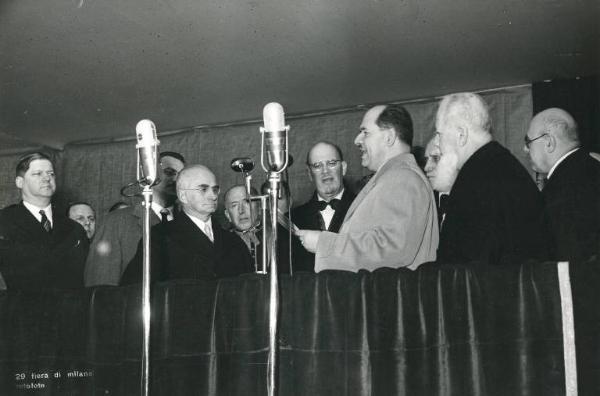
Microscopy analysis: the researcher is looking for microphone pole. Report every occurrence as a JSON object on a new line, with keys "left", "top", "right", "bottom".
{"left": 135, "top": 119, "right": 160, "bottom": 396}
{"left": 260, "top": 102, "right": 290, "bottom": 396}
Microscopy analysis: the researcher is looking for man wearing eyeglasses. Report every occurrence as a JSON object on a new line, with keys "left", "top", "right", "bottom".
{"left": 434, "top": 92, "right": 549, "bottom": 265}
{"left": 290, "top": 142, "right": 356, "bottom": 271}
{"left": 296, "top": 105, "right": 438, "bottom": 272}
{"left": 524, "top": 108, "right": 600, "bottom": 261}
{"left": 85, "top": 151, "right": 185, "bottom": 286}
{"left": 120, "top": 165, "right": 253, "bottom": 284}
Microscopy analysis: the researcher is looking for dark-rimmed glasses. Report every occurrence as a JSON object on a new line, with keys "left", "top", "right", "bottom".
{"left": 308, "top": 159, "right": 341, "bottom": 172}
{"left": 524, "top": 133, "right": 548, "bottom": 148}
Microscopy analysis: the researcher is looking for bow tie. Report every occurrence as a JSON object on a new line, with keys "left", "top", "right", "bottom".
{"left": 315, "top": 199, "right": 341, "bottom": 211}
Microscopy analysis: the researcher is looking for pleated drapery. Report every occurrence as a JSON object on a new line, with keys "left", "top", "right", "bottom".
{"left": 2, "top": 259, "right": 597, "bottom": 395}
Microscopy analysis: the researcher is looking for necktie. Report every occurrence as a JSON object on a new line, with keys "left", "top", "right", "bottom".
{"left": 315, "top": 198, "right": 341, "bottom": 211}
{"left": 203, "top": 223, "right": 214, "bottom": 242}
{"left": 160, "top": 208, "right": 170, "bottom": 224}
{"left": 438, "top": 194, "right": 449, "bottom": 217}
{"left": 39, "top": 210, "right": 51, "bottom": 232}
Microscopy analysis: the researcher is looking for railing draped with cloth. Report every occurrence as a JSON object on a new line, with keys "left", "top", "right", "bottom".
{"left": 1, "top": 259, "right": 599, "bottom": 395}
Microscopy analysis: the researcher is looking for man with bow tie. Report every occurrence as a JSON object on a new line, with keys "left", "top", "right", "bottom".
{"left": 290, "top": 141, "right": 356, "bottom": 272}
{"left": 0, "top": 152, "right": 89, "bottom": 290}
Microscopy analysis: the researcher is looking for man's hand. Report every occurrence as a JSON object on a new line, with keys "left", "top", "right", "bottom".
{"left": 295, "top": 229, "right": 321, "bottom": 253}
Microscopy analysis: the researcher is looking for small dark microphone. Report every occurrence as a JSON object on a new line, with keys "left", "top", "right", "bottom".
{"left": 261, "top": 103, "right": 288, "bottom": 172}
{"left": 231, "top": 157, "right": 255, "bottom": 173}
{"left": 136, "top": 119, "right": 160, "bottom": 186}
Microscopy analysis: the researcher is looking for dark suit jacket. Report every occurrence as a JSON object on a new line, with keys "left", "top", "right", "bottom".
{"left": 290, "top": 189, "right": 355, "bottom": 272}
{"left": 542, "top": 149, "right": 600, "bottom": 261}
{"left": 438, "top": 141, "right": 550, "bottom": 265}
{"left": 0, "top": 202, "right": 89, "bottom": 290}
{"left": 120, "top": 212, "right": 253, "bottom": 284}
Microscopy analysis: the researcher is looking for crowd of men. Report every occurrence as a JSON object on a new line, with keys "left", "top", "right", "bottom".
{"left": 0, "top": 92, "right": 598, "bottom": 290}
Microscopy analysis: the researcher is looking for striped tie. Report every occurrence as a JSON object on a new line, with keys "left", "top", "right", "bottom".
{"left": 39, "top": 210, "right": 51, "bottom": 232}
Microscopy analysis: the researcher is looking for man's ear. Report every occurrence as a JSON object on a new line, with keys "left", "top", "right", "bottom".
{"left": 15, "top": 176, "right": 23, "bottom": 189}
{"left": 457, "top": 126, "right": 468, "bottom": 147}
{"left": 546, "top": 134, "right": 557, "bottom": 153}
{"left": 306, "top": 165, "right": 314, "bottom": 182}
{"left": 224, "top": 209, "right": 231, "bottom": 223}
{"left": 385, "top": 129, "right": 397, "bottom": 146}
{"left": 177, "top": 190, "right": 187, "bottom": 205}
{"left": 341, "top": 161, "right": 348, "bottom": 176}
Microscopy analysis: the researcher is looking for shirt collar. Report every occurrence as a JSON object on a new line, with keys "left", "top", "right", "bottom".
{"left": 23, "top": 201, "right": 53, "bottom": 224}
{"left": 151, "top": 202, "right": 173, "bottom": 218}
{"left": 185, "top": 212, "right": 212, "bottom": 231}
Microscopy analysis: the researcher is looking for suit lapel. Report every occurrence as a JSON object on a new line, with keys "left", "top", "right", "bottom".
{"left": 177, "top": 213, "right": 216, "bottom": 259}
{"left": 328, "top": 189, "right": 354, "bottom": 232}
{"left": 15, "top": 202, "right": 50, "bottom": 238}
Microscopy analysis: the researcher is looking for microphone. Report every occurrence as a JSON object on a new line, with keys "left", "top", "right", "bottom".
{"left": 136, "top": 119, "right": 160, "bottom": 186}
{"left": 261, "top": 102, "right": 289, "bottom": 172}
{"left": 231, "top": 157, "right": 255, "bottom": 173}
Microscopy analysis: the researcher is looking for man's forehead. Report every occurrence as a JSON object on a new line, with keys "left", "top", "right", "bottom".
{"left": 161, "top": 156, "right": 184, "bottom": 170}
{"left": 70, "top": 204, "right": 94, "bottom": 215}
{"left": 225, "top": 187, "right": 247, "bottom": 203}
{"left": 309, "top": 144, "right": 339, "bottom": 161}
{"left": 361, "top": 106, "right": 385, "bottom": 127}
{"left": 27, "top": 159, "right": 54, "bottom": 172}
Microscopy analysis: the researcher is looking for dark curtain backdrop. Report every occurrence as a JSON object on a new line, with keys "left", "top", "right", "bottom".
{"left": 0, "top": 86, "right": 532, "bottom": 221}
{"left": 532, "top": 75, "right": 600, "bottom": 152}
{"left": 2, "top": 259, "right": 597, "bottom": 396}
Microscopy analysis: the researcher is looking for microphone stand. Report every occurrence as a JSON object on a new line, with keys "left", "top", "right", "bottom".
{"left": 135, "top": 143, "right": 158, "bottom": 396}
{"left": 140, "top": 184, "right": 152, "bottom": 396}
{"left": 260, "top": 124, "right": 290, "bottom": 396}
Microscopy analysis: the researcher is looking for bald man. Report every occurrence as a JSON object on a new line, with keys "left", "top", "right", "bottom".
{"left": 120, "top": 165, "right": 253, "bottom": 284}
{"left": 434, "top": 92, "right": 549, "bottom": 265}
{"left": 524, "top": 108, "right": 600, "bottom": 261}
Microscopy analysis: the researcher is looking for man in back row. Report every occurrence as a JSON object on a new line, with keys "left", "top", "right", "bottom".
{"left": 291, "top": 141, "right": 355, "bottom": 272}
{"left": 524, "top": 107, "right": 600, "bottom": 262}
{"left": 297, "top": 104, "right": 439, "bottom": 271}
{"left": 84, "top": 151, "right": 185, "bottom": 286}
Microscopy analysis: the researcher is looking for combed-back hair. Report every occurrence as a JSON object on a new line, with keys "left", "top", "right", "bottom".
{"left": 15, "top": 152, "right": 53, "bottom": 177}
{"left": 376, "top": 104, "right": 414, "bottom": 146}
{"left": 160, "top": 151, "right": 185, "bottom": 163}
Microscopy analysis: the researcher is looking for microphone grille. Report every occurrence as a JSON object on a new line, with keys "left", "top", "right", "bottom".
{"left": 263, "top": 102, "right": 285, "bottom": 132}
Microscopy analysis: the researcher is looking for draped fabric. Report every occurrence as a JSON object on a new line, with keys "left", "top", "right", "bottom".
{"left": 2, "top": 259, "right": 598, "bottom": 395}
{"left": 532, "top": 76, "right": 600, "bottom": 152}
{"left": 0, "top": 86, "right": 532, "bottom": 219}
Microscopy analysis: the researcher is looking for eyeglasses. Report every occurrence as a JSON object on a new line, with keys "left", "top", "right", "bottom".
{"left": 524, "top": 133, "right": 548, "bottom": 148}
{"left": 308, "top": 159, "right": 341, "bottom": 172}
{"left": 180, "top": 185, "right": 220, "bottom": 195}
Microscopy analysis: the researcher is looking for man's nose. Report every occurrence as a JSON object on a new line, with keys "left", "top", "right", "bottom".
{"left": 354, "top": 133, "right": 362, "bottom": 146}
